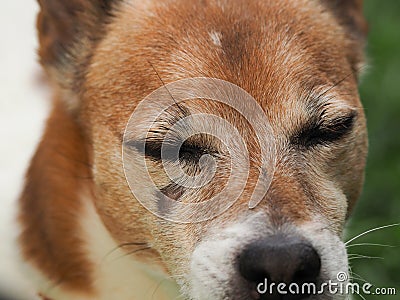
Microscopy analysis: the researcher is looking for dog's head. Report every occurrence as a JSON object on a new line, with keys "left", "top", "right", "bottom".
{"left": 36, "top": 0, "right": 368, "bottom": 299}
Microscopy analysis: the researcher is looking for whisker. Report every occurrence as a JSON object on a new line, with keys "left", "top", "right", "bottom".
{"left": 346, "top": 243, "right": 395, "bottom": 249}
{"left": 349, "top": 271, "right": 369, "bottom": 284}
{"left": 173, "top": 294, "right": 187, "bottom": 300}
{"left": 147, "top": 60, "right": 188, "bottom": 117}
{"left": 152, "top": 278, "right": 167, "bottom": 299}
{"left": 102, "top": 242, "right": 149, "bottom": 261}
{"left": 109, "top": 246, "right": 153, "bottom": 262}
{"left": 353, "top": 290, "right": 367, "bottom": 300}
{"left": 348, "top": 254, "right": 384, "bottom": 261}
{"left": 150, "top": 273, "right": 185, "bottom": 300}
{"left": 345, "top": 223, "right": 400, "bottom": 245}
{"left": 315, "top": 65, "right": 367, "bottom": 101}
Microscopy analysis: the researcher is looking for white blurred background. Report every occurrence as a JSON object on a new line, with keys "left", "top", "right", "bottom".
{"left": 0, "top": 1, "right": 50, "bottom": 299}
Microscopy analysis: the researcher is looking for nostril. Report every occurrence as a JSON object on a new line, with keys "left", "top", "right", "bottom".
{"left": 238, "top": 235, "right": 321, "bottom": 298}
{"left": 292, "top": 245, "right": 321, "bottom": 283}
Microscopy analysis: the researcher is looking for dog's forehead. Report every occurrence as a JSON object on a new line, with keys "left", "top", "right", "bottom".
{"left": 85, "top": 0, "right": 362, "bottom": 131}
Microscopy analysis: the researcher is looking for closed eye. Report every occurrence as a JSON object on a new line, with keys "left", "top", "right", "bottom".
{"left": 126, "top": 136, "right": 214, "bottom": 163}
{"left": 292, "top": 111, "right": 357, "bottom": 148}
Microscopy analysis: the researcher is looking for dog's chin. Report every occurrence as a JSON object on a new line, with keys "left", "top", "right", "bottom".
{"left": 183, "top": 271, "right": 350, "bottom": 300}
{"left": 183, "top": 276, "right": 349, "bottom": 300}
{"left": 184, "top": 287, "right": 347, "bottom": 300}
{"left": 180, "top": 213, "right": 349, "bottom": 300}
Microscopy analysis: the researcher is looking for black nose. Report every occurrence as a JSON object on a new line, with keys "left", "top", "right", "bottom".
{"left": 238, "top": 234, "right": 321, "bottom": 299}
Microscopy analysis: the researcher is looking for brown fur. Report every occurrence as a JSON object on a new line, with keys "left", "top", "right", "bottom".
{"left": 19, "top": 0, "right": 368, "bottom": 298}
{"left": 19, "top": 100, "right": 94, "bottom": 293}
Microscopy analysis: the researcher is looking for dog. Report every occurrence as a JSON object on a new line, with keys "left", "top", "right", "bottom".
{"left": 18, "top": 0, "right": 368, "bottom": 299}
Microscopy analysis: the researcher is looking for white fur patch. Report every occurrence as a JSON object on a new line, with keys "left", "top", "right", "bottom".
{"left": 79, "top": 194, "right": 181, "bottom": 300}
{"left": 187, "top": 213, "right": 267, "bottom": 299}
{"left": 187, "top": 212, "right": 349, "bottom": 300}
{"left": 209, "top": 31, "right": 222, "bottom": 47}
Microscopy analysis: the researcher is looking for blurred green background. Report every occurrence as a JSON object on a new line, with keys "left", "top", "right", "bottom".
{"left": 345, "top": 1, "right": 400, "bottom": 298}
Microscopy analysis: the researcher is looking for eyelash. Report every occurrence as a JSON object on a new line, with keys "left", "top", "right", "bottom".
{"left": 293, "top": 113, "right": 356, "bottom": 148}
{"left": 142, "top": 140, "right": 211, "bottom": 163}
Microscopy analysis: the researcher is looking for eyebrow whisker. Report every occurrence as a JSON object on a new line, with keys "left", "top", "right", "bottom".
{"left": 147, "top": 60, "right": 188, "bottom": 117}
{"left": 315, "top": 64, "right": 366, "bottom": 101}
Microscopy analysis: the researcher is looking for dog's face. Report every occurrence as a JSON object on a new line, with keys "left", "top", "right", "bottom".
{"left": 37, "top": 0, "right": 368, "bottom": 299}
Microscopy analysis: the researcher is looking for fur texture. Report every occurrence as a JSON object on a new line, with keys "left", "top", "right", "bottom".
{"left": 19, "top": 0, "right": 368, "bottom": 299}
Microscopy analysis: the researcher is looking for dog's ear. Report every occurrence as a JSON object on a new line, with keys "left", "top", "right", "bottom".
{"left": 322, "top": 0, "right": 368, "bottom": 78}
{"left": 37, "top": 0, "right": 120, "bottom": 105}
{"left": 322, "top": 0, "right": 368, "bottom": 38}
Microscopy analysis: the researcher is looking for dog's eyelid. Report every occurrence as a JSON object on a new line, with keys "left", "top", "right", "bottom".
{"left": 320, "top": 109, "right": 358, "bottom": 127}
{"left": 293, "top": 110, "right": 357, "bottom": 148}
{"left": 124, "top": 138, "right": 216, "bottom": 162}
{"left": 124, "top": 139, "right": 161, "bottom": 160}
